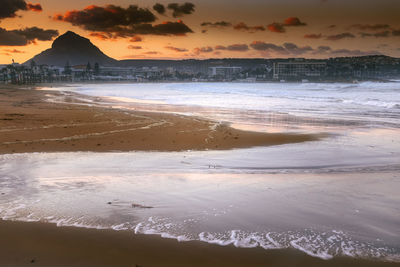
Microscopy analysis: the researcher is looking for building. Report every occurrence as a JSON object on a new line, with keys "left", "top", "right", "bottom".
{"left": 208, "top": 66, "right": 242, "bottom": 79}
{"left": 273, "top": 61, "right": 327, "bottom": 80}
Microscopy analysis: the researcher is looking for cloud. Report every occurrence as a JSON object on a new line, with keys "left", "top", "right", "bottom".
{"left": 128, "top": 45, "right": 142, "bottom": 49}
{"left": 89, "top": 32, "right": 112, "bottom": 40}
{"left": 315, "top": 45, "right": 332, "bottom": 53}
{"left": 167, "top": 2, "right": 195, "bottom": 18}
{"left": 267, "top": 23, "right": 285, "bottom": 33}
{"left": 54, "top": 5, "right": 193, "bottom": 37}
{"left": 27, "top": 3, "right": 42, "bottom": 12}
{"left": 164, "top": 46, "right": 188, "bottom": 52}
{"left": 0, "top": 27, "right": 59, "bottom": 46}
{"left": 304, "top": 33, "right": 322, "bottom": 39}
{"left": 350, "top": 24, "right": 391, "bottom": 31}
{"left": 283, "top": 17, "right": 306, "bottom": 26}
{"left": 201, "top": 21, "right": 232, "bottom": 28}
{"left": 233, "top": 22, "right": 265, "bottom": 32}
{"left": 54, "top": 5, "right": 156, "bottom": 31}
{"left": 249, "top": 41, "right": 286, "bottom": 52}
{"left": 130, "top": 36, "right": 143, "bottom": 42}
{"left": 193, "top": 46, "right": 213, "bottom": 55}
{"left": 153, "top": 3, "right": 165, "bottom": 15}
{"left": 215, "top": 44, "right": 249, "bottom": 52}
{"left": 249, "top": 41, "right": 377, "bottom": 57}
{"left": 130, "top": 21, "right": 193, "bottom": 36}
{"left": 360, "top": 31, "right": 391, "bottom": 38}
{"left": 3, "top": 48, "right": 25, "bottom": 53}
{"left": 143, "top": 51, "right": 160, "bottom": 55}
{"left": 267, "top": 17, "right": 307, "bottom": 33}
{"left": 325, "top": 32, "right": 355, "bottom": 41}
{"left": 0, "top": 0, "right": 27, "bottom": 19}
{"left": 283, "top": 42, "right": 313, "bottom": 55}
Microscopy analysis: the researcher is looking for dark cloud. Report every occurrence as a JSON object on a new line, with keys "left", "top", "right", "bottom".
{"left": 267, "top": 23, "right": 285, "bottom": 33}
{"left": 0, "top": 0, "right": 27, "bottom": 19}
{"left": 350, "top": 24, "right": 391, "bottom": 31}
{"left": 215, "top": 44, "right": 249, "bottom": 52}
{"left": 27, "top": 3, "right": 42, "bottom": 12}
{"left": 54, "top": 5, "right": 156, "bottom": 32}
{"left": 167, "top": 2, "right": 195, "bottom": 18}
{"left": 54, "top": 5, "right": 193, "bottom": 37}
{"left": 325, "top": 32, "right": 355, "bottom": 41}
{"left": 283, "top": 42, "right": 313, "bottom": 55}
{"left": 153, "top": 3, "right": 165, "bottom": 15}
{"left": 360, "top": 31, "right": 391, "bottom": 38}
{"left": 193, "top": 46, "right": 213, "bottom": 55}
{"left": 304, "top": 33, "right": 322, "bottom": 39}
{"left": 315, "top": 45, "right": 332, "bottom": 53}
{"left": 249, "top": 41, "right": 286, "bottom": 52}
{"left": 201, "top": 21, "right": 232, "bottom": 28}
{"left": 283, "top": 17, "right": 306, "bottom": 26}
{"left": 233, "top": 22, "right": 265, "bottom": 32}
{"left": 130, "top": 21, "right": 193, "bottom": 36}
{"left": 0, "top": 27, "right": 59, "bottom": 46}
{"left": 128, "top": 45, "right": 142, "bottom": 49}
{"left": 250, "top": 41, "right": 381, "bottom": 57}
{"left": 164, "top": 46, "right": 188, "bottom": 52}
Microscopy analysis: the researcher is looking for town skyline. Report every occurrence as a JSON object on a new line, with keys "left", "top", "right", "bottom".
{"left": 1, "top": 0, "right": 400, "bottom": 64}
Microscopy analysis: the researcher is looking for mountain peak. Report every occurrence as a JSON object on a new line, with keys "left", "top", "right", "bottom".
{"left": 52, "top": 31, "right": 92, "bottom": 49}
{"left": 26, "top": 31, "right": 117, "bottom": 66}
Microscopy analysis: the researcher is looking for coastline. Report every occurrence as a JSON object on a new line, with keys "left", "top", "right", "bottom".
{"left": 1, "top": 84, "right": 398, "bottom": 266}
{"left": 0, "top": 86, "right": 319, "bottom": 154}
{"left": 0, "top": 219, "right": 398, "bottom": 267}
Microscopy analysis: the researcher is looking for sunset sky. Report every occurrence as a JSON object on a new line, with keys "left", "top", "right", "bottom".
{"left": 1, "top": 0, "right": 399, "bottom": 64}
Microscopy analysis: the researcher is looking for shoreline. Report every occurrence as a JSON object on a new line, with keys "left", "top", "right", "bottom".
{"left": 0, "top": 86, "right": 320, "bottom": 154}
{"left": 0, "top": 219, "right": 398, "bottom": 267}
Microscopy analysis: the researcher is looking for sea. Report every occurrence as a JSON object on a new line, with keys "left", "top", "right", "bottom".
{"left": 1, "top": 82, "right": 399, "bottom": 261}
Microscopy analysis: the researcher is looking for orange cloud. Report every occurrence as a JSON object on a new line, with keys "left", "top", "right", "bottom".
{"left": 283, "top": 17, "right": 306, "bottom": 26}
{"left": 267, "top": 23, "right": 285, "bottom": 33}
{"left": 27, "top": 3, "right": 42, "bottom": 12}
{"left": 130, "top": 36, "right": 143, "bottom": 42}
{"left": 233, "top": 22, "right": 265, "bottom": 32}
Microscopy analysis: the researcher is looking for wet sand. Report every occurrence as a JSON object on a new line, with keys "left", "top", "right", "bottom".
{"left": 0, "top": 220, "right": 397, "bottom": 267}
{"left": 0, "top": 86, "right": 319, "bottom": 154}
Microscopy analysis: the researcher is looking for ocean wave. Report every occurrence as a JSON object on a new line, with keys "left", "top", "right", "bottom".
{"left": 1, "top": 204, "right": 398, "bottom": 263}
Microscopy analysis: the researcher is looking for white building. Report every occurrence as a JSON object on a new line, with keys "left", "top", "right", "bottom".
{"left": 273, "top": 61, "right": 326, "bottom": 80}
{"left": 209, "top": 66, "right": 242, "bottom": 79}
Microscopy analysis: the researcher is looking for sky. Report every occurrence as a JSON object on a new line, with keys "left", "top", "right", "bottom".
{"left": 0, "top": 0, "right": 399, "bottom": 64}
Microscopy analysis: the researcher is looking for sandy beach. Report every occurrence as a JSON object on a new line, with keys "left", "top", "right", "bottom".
{"left": 1, "top": 84, "right": 399, "bottom": 267}
{"left": 0, "top": 86, "right": 318, "bottom": 154}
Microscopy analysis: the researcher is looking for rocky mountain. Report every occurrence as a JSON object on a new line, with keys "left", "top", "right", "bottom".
{"left": 25, "top": 31, "right": 117, "bottom": 66}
